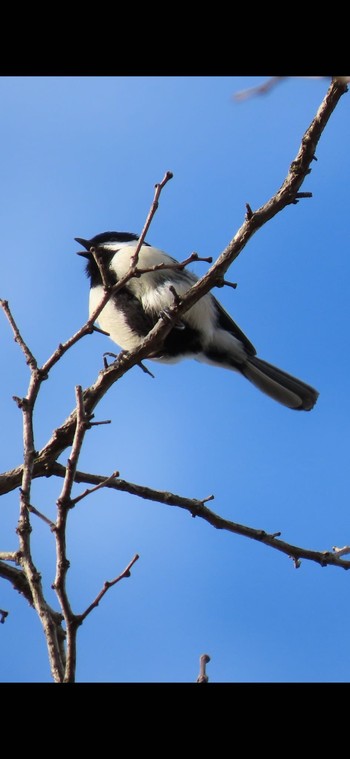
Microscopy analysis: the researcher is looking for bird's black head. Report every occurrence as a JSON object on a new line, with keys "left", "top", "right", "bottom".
{"left": 75, "top": 231, "right": 145, "bottom": 284}
{"left": 75, "top": 231, "right": 141, "bottom": 254}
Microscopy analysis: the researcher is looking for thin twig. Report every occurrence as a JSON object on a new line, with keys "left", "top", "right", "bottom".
{"left": 0, "top": 299, "right": 38, "bottom": 371}
{"left": 134, "top": 252, "right": 212, "bottom": 276}
{"left": 196, "top": 653, "right": 211, "bottom": 683}
{"left": 215, "top": 277, "right": 237, "bottom": 290}
{"left": 70, "top": 471, "right": 120, "bottom": 506}
{"left": 78, "top": 554, "right": 140, "bottom": 623}
{"left": 234, "top": 77, "right": 349, "bottom": 103}
{"left": 137, "top": 361, "right": 155, "bottom": 378}
{"left": 130, "top": 171, "right": 173, "bottom": 268}
{"left": 27, "top": 503, "right": 56, "bottom": 530}
{"left": 234, "top": 77, "right": 287, "bottom": 101}
{"left": 56, "top": 386, "right": 89, "bottom": 509}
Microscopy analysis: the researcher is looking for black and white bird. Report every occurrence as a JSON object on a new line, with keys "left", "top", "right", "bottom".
{"left": 76, "top": 232, "right": 319, "bottom": 411}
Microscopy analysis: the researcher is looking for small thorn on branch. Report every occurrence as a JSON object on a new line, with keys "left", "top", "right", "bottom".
{"left": 271, "top": 531, "right": 282, "bottom": 539}
{"left": 137, "top": 361, "right": 155, "bottom": 379}
{"left": 169, "top": 285, "right": 181, "bottom": 307}
{"left": 186, "top": 252, "right": 213, "bottom": 266}
{"left": 197, "top": 653, "right": 211, "bottom": 683}
{"left": 13, "top": 396, "right": 27, "bottom": 409}
{"left": 245, "top": 203, "right": 253, "bottom": 220}
{"left": 93, "top": 325, "right": 110, "bottom": 336}
{"left": 290, "top": 555, "right": 301, "bottom": 569}
{"left": 201, "top": 494, "right": 215, "bottom": 505}
{"left": 215, "top": 276, "right": 237, "bottom": 290}
{"left": 89, "top": 419, "right": 112, "bottom": 427}
{"left": 295, "top": 192, "right": 313, "bottom": 199}
{"left": 0, "top": 609, "right": 9, "bottom": 624}
{"left": 103, "top": 350, "right": 118, "bottom": 369}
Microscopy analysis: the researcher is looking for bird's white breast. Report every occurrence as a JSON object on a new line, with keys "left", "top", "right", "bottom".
{"left": 89, "top": 285, "right": 143, "bottom": 351}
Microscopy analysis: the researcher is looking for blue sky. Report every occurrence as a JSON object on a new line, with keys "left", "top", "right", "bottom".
{"left": 0, "top": 76, "right": 349, "bottom": 683}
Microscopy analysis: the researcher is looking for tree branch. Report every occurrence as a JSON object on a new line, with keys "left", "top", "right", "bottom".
{"left": 129, "top": 171, "right": 173, "bottom": 268}
{"left": 0, "top": 299, "right": 38, "bottom": 371}
{"left": 196, "top": 653, "right": 211, "bottom": 683}
{"left": 77, "top": 554, "right": 140, "bottom": 623}
{"left": 48, "top": 464, "right": 350, "bottom": 571}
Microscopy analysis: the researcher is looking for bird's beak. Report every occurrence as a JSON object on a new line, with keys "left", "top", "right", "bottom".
{"left": 75, "top": 237, "right": 92, "bottom": 257}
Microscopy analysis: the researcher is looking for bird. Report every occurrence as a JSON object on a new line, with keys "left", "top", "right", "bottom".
{"left": 76, "top": 231, "right": 319, "bottom": 411}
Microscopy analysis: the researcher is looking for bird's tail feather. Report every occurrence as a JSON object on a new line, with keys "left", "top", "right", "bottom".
{"left": 242, "top": 356, "right": 319, "bottom": 411}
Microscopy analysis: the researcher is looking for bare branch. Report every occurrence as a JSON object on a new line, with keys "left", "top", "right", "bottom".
{"left": 70, "top": 471, "right": 120, "bottom": 506}
{"left": 130, "top": 171, "right": 173, "bottom": 268}
{"left": 134, "top": 251, "right": 213, "bottom": 277}
{"left": 56, "top": 386, "right": 90, "bottom": 510}
{"left": 233, "top": 76, "right": 348, "bottom": 102}
{"left": 27, "top": 503, "right": 56, "bottom": 530}
{"left": 234, "top": 76, "right": 287, "bottom": 101}
{"left": 78, "top": 554, "right": 140, "bottom": 623}
{"left": 137, "top": 361, "right": 155, "bottom": 378}
{"left": 48, "top": 464, "right": 350, "bottom": 571}
{"left": 0, "top": 299, "right": 38, "bottom": 371}
{"left": 215, "top": 277, "right": 237, "bottom": 290}
{"left": 197, "top": 653, "right": 211, "bottom": 683}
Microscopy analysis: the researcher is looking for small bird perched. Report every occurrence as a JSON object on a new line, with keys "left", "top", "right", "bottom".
{"left": 76, "top": 232, "right": 319, "bottom": 411}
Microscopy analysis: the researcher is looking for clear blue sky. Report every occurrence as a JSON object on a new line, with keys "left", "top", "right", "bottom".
{"left": 0, "top": 76, "right": 349, "bottom": 683}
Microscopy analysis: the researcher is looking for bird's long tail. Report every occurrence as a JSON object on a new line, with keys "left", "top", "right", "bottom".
{"left": 241, "top": 356, "right": 319, "bottom": 411}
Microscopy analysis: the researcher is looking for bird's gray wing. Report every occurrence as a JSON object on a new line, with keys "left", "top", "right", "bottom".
{"left": 212, "top": 297, "right": 256, "bottom": 356}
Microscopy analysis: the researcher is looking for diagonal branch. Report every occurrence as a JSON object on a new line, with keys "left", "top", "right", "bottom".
{"left": 0, "top": 299, "right": 38, "bottom": 371}
{"left": 77, "top": 553, "right": 140, "bottom": 623}
{"left": 130, "top": 170, "right": 173, "bottom": 267}
{"left": 46, "top": 464, "right": 350, "bottom": 571}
